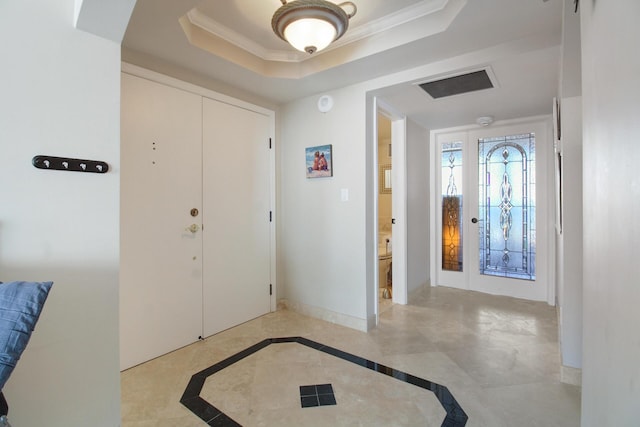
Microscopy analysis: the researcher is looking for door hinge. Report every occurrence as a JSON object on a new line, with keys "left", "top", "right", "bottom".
{"left": 269, "top": 138, "right": 272, "bottom": 149}
{"left": 270, "top": 211, "right": 272, "bottom": 222}
{"left": 270, "top": 284, "right": 273, "bottom": 295}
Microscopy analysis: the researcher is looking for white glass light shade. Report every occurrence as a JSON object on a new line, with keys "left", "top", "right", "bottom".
{"left": 284, "top": 18, "right": 337, "bottom": 53}
{"left": 272, "top": 1, "right": 357, "bottom": 54}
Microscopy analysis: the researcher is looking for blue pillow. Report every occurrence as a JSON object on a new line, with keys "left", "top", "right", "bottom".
{"left": 0, "top": 281, "right": 53, "bottom": 390}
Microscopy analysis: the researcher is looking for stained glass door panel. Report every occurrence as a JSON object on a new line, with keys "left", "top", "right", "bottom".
{"left": 467, "top": 120, "right": 550, "bottom": 302}
{"left": 436, "top": 131, "right": 468, "bottom": 290}
{"left": 442, "top": 142, "right": 463, "bottom": 272}
{"left": 478, "top": 133, "right": 536, "bottom": 280}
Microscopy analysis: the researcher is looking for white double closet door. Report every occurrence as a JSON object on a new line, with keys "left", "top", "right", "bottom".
{"left": 120, "top": 72, "right": 273, "bottom": 370}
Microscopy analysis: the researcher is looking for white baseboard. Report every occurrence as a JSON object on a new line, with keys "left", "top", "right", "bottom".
{"left": 561, "top": 365, "right": 582, "bottom": 386}
{"left": 366, "top": 314, "right": 377, "bottom": 331}
{"left": 278, "top": 299, "right": 369, "bottom": 332}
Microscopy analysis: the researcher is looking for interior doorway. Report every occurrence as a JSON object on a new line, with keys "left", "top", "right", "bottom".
{"left": 374, "top": 99, "right": 408, "bottom": 320}
{"left": 377, "top": 113, "right": 393, "bottom": 309}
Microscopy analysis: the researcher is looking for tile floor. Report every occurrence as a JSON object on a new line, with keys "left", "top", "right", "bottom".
{"left": 121, "top": 286, "right": 581, "bottom": 426}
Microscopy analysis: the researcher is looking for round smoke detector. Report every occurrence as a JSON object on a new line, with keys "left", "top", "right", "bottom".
{"left": 476, "top": 116, "right": 494, "bottom": 126}
{"left": 317, "top": 95, "right": 334, "bottom": 113}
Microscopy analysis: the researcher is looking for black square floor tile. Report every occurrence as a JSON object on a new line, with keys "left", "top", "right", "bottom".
{"left": 300, "top": 385, "right": 317, "bottom": 396}
{"left": 300, "top": 384, "right": 336, "bottom": 408}
{"left": 318, "top": 393, "right": 336, "bottom": 406}
{"left": 316, "top": 384, "right": 333, "bottom": 395}
{"left": 301, "top": 395, "right": 319, "bottom": 408}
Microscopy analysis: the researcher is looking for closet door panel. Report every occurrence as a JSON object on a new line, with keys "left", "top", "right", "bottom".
{"left": 120, "top": 73, "right": 203, "bottom": 370}
{"left": 202, "top": 98, "right": 271, "bottom": 337}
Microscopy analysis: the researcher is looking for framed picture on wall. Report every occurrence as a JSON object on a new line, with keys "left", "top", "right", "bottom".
{"left": 306, "top": 144, "right": 333, "bottom": 178}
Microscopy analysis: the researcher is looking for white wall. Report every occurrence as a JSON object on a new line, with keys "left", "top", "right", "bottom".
{"left": 279, "top": 87, "right": 369, "bottom": 328}
{"left": 580, "top": 0, "right": 640, "bottom": 425}
{"left": 555, "top": 0, "right": 583, "bottom": 376}
{"left": 279, "top": 38, "right": 562, "bottom": 329}
{"left": 556, "top": 0, "right": 583, "bottom": 384}
{"left": 406, "top": 119, "right": 430, "bottom": 296}
{"left": 557, "top": 96, "right": 582, "bottom": 371}
{"left": 279, "top": 92, "right": 427, "bottom": 326}
{"left": 0, "top": 1, "right": 121, "bottom": 425}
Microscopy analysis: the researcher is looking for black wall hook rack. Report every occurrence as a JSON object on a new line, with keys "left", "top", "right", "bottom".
{"left": 32, "top": 155, "right": 109, "bottom": 174}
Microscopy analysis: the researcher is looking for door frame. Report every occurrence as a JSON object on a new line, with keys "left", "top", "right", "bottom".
{"left": 374, "top": 98, "right": 408, "bottom": 319}
{"left": 429, "top": 115, "right": 555, "bottom": 304}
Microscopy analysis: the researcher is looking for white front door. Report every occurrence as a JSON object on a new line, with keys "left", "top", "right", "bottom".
{"left": 202, "top": 98, "right": 273, "bottom": 337}
{"left": 120, "top": 71, "right": 275, "bottom": 370}
{"left": 433, "top": 119, "right": 553, "bottom": 302}
{"left": 120, "top": 73, "right": 204, "bottom": 370}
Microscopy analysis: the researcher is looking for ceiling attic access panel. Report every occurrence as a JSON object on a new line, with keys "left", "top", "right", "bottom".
{"left": 419, "top": 69, "right": 494, "bottom": 99}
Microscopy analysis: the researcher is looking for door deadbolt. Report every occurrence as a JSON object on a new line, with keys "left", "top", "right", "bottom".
{"left": 471, "top": 217, "right": 478, "bottom": 224}
{"left": 190, "top": 208, "right": 199, "bottom": 217}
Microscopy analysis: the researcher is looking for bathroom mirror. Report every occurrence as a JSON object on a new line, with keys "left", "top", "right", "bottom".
{"left": 379, "top": 163, "right": 392, "bottom": 193}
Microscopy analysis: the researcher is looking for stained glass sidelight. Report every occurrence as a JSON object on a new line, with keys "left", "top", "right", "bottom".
{"left": 441, "top": 142, "right": 463, "bottom": 271}
{"left": 478, "top": 133, "right": 536, "bottom": 280}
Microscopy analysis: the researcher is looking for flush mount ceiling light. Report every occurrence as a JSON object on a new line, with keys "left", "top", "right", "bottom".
{"left": 272, "top": 0, "right": 357, "bottom": 54}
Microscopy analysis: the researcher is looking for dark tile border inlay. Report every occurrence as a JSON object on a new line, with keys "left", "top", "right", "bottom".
{"left": 181, "top": 337, "right": 468, "bottom": 426}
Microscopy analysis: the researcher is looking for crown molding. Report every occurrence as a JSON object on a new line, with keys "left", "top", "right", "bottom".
{"left": 186, "top": 9, "right": 305, "bottom": 63}
{"left": 331, "top": 0, "right": 449, "bottom": 50}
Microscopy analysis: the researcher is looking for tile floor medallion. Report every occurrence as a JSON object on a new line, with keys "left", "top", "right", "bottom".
{"left": 122, "top": 287, "right": 582, "bottom": 427}
{"left": 181, "top": 337, "right": 467, "bottom": 426}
